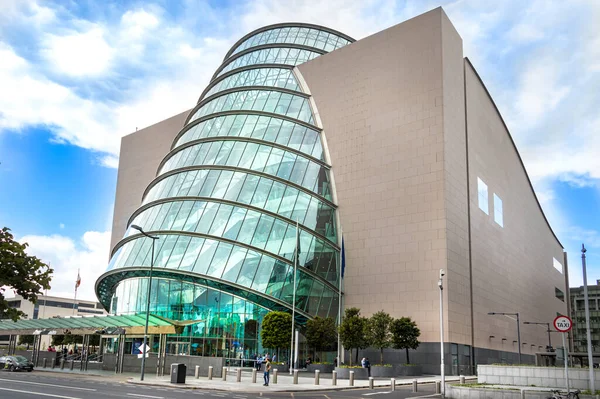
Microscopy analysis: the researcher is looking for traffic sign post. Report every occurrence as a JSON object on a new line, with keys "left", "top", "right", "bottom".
{"left": 137, "top": 343, "right": 150, "bottom": 359}
{"left": 554, "top": 316, "right": 573, "bottom": 393}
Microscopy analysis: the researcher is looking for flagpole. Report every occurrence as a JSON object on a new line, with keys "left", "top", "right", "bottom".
{"left": 72, "top": 269, "right": 78, "bottom": 315}
{"left": 289, "top": 220, "right": 299, "bottom": 374}
{"left": 337, "top": 231, "right": 344, "bottom": 366}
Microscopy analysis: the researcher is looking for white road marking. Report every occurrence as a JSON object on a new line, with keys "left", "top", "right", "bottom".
{"left": 0, "top": 386, "right": 82, "bottom": 399}
{"left": 126, "top": 394, "right": 165, "bottom": 399}
{"left": 0, "top": 378, "right": 97, "bottom": 391}
{"left": 364, "top": 392, "right": 391, "bottom": 396}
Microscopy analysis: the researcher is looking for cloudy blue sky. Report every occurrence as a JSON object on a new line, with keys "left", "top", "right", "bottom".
{"left": 0, "top": 0, "right": 598, "bottom": 301}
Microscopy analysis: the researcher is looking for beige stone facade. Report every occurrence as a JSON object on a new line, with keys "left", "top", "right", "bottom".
{"left": 297, "top": 7, "right": 568, "bottom": 367}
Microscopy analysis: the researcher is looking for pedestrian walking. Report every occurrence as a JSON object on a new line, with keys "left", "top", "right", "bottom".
{"left": 364, "top": 357, "right": 371, "bottom": 377}
{"left": 263, "top": 357, "right": 272, "bottom": 386}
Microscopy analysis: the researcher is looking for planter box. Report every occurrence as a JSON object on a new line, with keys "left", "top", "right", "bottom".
{"left": 370, "top": 365, "right": 394, "bottom": 377}
{"left": 272, "top": 364, "right": 289, "bottom": 373}
{"left": 335, "top": 367, "right": 369, "bottom": 379}
{"left": 394, "top": 364, "right": 423, "bottom": 376}
{"left": 307, "top": 364, "right": 334, "bottom": 373}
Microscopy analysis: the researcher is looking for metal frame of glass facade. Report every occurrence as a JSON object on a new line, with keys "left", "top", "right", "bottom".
{"left": 96, "top": 22, "right": 354, "bottom": 359}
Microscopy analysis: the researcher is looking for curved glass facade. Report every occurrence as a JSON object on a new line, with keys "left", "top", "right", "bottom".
{"left": 98, "top": 23, "right": 353, "bottom": 356}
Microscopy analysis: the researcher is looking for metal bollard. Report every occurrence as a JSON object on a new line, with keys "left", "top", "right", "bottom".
{"left": 60, "top": 359, "right": 65, "bottom": 369}
{"left": 195, "top": 365, "right": 200, "bottom": 379}
{"left": 460, "top": 374, "right": 465, "bottom": 384}
{"left": 42, "top": 358, "right": 47, "bottom": 368}
{"left": 332, "top": 370, "right": 337, "bottom": 386}
{"left": 349, "top": 371, "right": 355, "bottom": 386}
{"left": 273, "top": 369, "right": 278, "bottom": 384}
{"left": 391, "top": 378, "right": 396, "bottom": 391}
{"left": 293, "top": 369, "right": 299, "bottom": 384}
{"left": 69, "top": 360, "right": 74, "bottom": 370}
{"left": 222, "top": 367, "right": 227, "bottom": 381}
{"left": 208, "top": 366, "right": 213, "bottom": 380}
{"left": 314, "top": 369, "right": 320, "bottom": 385}
{"left": 52, "top": 358, "right": 56, "bottom": 369}
{"left": 435, "top": 380, "right": 441, "bottom": 394}
{"left": 412, "top": 379, "right": 418, "bottom": 392}
{"left": 369, "top": 377, "right": 374, "bottom": 389}
{"left": 520, "top": 389, "right": 526, "bottom": 399}
{"left": 252, "top": 368, "right": 257, "bottom": 383}
{"left": 237, "top": 368, "right": 242, "bottom": 382}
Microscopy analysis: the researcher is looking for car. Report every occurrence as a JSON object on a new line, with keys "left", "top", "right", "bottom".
{"left": 0, "top": 355, "right": 34, "bottom": 372}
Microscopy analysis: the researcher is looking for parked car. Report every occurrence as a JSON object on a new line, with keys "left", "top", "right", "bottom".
{"left": 0, "top": 356, "right": 34, "bottom": 372}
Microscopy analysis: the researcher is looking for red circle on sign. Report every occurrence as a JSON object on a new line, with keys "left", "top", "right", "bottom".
{"left": 553, "top": 315, "right": 572, "bottom": 332}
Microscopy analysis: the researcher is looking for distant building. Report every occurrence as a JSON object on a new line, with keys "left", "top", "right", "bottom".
{"left": 570, "top": 280, "right": 600, "bottom": 353}
{"left": 1, "top": 294, "right": 106, "bottom": 349}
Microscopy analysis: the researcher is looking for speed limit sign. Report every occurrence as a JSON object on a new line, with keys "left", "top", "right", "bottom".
{"left": 553, "top": 315, "right": 572, "bottom": 332}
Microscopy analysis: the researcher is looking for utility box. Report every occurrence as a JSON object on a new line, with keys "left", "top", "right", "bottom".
{"left": 170, "top": 363, "right": 186, "bottom": 384}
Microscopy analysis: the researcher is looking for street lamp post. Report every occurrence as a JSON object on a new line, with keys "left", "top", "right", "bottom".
{"left": 488, "top": 312, "right": 521, "bottom": 364}
{"left": 523, "top": 321, "right": 552, "bottom": 350}
{"left": 438, "top": 269, "right": 445, "bottom": 397}
{"left": 131, "top": 224, "right": 159, "bottom": 382}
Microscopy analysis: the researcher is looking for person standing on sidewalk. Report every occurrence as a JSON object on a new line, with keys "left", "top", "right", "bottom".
{"left": 263, "top": 357, "right": 272, "bottom": 386}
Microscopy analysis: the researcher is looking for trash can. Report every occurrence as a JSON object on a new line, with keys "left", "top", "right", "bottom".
{"left": 170, "top": 363, "right": 186, "bottom": 384}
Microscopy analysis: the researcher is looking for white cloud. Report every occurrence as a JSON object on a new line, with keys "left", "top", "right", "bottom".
{"left": 59, "top": 223, "right": 65, "bottom": 229}
{"left": 41, "top": 26, "right": 114, "bottom": 77}
{"left": 18, "top": 231, "right": 111, "bottom": 301}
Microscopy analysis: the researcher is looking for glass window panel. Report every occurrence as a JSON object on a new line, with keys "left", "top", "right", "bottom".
{"left": 208, "top": 204, "right": 234, "bottom": 236}
{"left": 237, "top": 174, "right": 259, "bottom": 204}
{"left": 477, "top": 177, "right": 489, "bottom": 214}
{"left": 251, "top": 257, "right": 275, "bottom": 293}
{"left": 304, "top": 198, "right": 320, "bottom": 230}
{"left": 183, "top": 202, "right": 206, "bottom": 231}
{"left": 263, "top": 147, "right": 284, "bottom": 175}
{"left": 187, "top": 169, "right": 207, "bottom": 196}
{"left": 222, "top": 207, "right": 247, "bottom": 240}
{"left": 287, "top": 125, "right": 306, "bottom": 151}
{"left": 275, "top": 121, "right": 294, "bottom": 146}
{"left": 317, "top": 291, "right": 332, "bottom": 318}
{"left": 250, "top": 178, "right": 273, "bottom": 208}
{"left": 250, "top": 145, "right": 272, "bottom": 172}
{"left": 214, "top": 141, "right": 233, "bottom": 165}
{"left": 203, "top": 141, "right": 223, "bottom": 165}
{"left": 252, "top": 90, "right": 269, "bottom": 111}
{"left": 160, "top": 202, "right": 182, "bottom": 230}
{"left": 264, "top": 181, "right": 286, "bottom": 213}
{"left": 263, "top": 91, "right": 281, "bottom": 113}
{"left": 238, "top": 142, "right": 259, "bottom": 169}
{"left": 289, "top": 157, "right": 309, "bottom": 186}
{"left": 228, "top": 114, "right": 247, "bottom": 136}
{"left": 291, "top": 191, "right": 311, "bottom": 224}
{"left": 193, "top": 239, "right": 218, "bottom": 275}
{"left": 302, "top": 162, "right": 321, "bottom": 191}
{"left": 287, "top": 95, "right": 305, "bottom": 120}
{"left": 264, "top": 219, "right": 287, "bottom": 255}
{"left": 199, "top": 170, "right": 221, "bottom": 197}
{"left": 221, "top": 247, "right": 248, "bottom": 282}
{"left": 298, "top": 232, "right": 313, "bottom": 266}
{"left": 298, "top": 100, "right": 313, "bottom": 123}
{"left": 277, "top": 152, "right": 296, "bottom": 180}
{"left": 211, "top": 170, "right": 234, "bottom": 198}
{"left": 266, "top": 261, "right": 290, "bottom": 299}
{"left": 295, "top": 273, "right": 313, "bottom": 311}
{"left": 224, "top": 172, "right": 247, "bottom": 201}
{"left": 206, "top": 242, "right": 233, "bottom": 278}
{"left": 236, "top": 250, "right": 262, "bottom": 287}
{"left": 306, "top": 280, "right": 324, "bottom": 315}
{"left": 156, "top": 235, "right": 178, "bottom": 267}
{"left": 171, "top": 201, "right": 194, "bottom": 231}
{"left": 166, "top": 236, "right": 192, "bottom": 269}
{"left": 279, "top": 224, "right": 297, "bottom": 260}
{"left": 251, "top": 214, "right": 275, "bottom": 250}
{"left": 237, "top": 209, "right": 261, "bottom": 245}
{"left": 195, "top": 202, "right": 219, "bottom": 234}
{"left": 275, "top": 93, "right": 293, "bottom": 114}
{"left": 179, "top": 237, "right": 203, "bottom": 271}
{"left": 263, "top": 118, "right": 283, "bottom": 142}
{"left": 251, "top": 116, "right": 269, "bottom": 139}
{"left": 278, "top": 186, "right": 299, "bottom": 218}
{"left": 177, "top": 170, "right": 199, "bottom": 197}
{"left": 226, "top": 141, "right": 247, "bottom": 167}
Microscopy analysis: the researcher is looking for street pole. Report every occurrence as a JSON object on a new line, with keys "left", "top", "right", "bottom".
{"left": 289, "top": 221, "right": 299, "bottom": 374}
{"left": 131, "top": 225, "right": 159, "bottom": 382}
{"left": 337, "top": 234, "right": 343, "bottom": 367}
{"left": 563, "top": 332, "right": 570, "bottom": 392}
{"left": 582, "top": 244, "right": 595, "bottom": 394}
{"left": 516, "top": 313, "right": 521, "bottom": 364}
{"left": 438, "top": 269, "right": 445, "bottom": 397}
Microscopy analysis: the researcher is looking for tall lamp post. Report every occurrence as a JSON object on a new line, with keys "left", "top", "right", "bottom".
{"left": 438, "top": 269, "right": 445, "bottom": 397}
{"left": 523, "top": 321, "right": 552, "bottom": 350}
{"left": 131, "top": 224, "right": 159, "bottom": 382}
{"left": 488, "top": 312, "right": 521, "bottom": 364}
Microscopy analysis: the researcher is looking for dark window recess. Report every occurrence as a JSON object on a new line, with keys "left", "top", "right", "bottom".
{"left": 77, "top": 303, "right": 96, "bottom": 309}
{"left": 556, "top": 288, "right": 565, "bottom": 302}
{"left": 39, "top": 300, "right": 78, "bottom": 309}
{"left": 78, "top": 309, "right": 104, "bottom": 314}
{"left": 7, "top": 300, "right": 21, "bottom": 308}
{"left": 33, "top": 306, "right": 39, "bottom": 320}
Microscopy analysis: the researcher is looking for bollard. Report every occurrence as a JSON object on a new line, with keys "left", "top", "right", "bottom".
{"left": 314, "top": 369, "right": 320, "bottom": 385}
{"left": 273, "top": 369, "right": 278, "bottom": 384}
{"left": 349, "top": 371, "right": 355, "bottom": 386}
{"left": 222, "top": 367, "right": 227, "bottom": 381}
{"left": 293, "top": 369, "right": 299, "bottom": 384}
{"left": 208, "top": 366, "right": 213, "bottom": 380}
{"left": 459, "top": 374, "right": 465, "bottom": 384}
{"left": 521, "top": 389, "right": 526, "bottom": 399}
{"left": 52, "top": 359, "right": 56, "bottom": 369}
{"left": 435, "top": 380, "right": 441, "bottom": 394}
{"left": 60, "top": 359, "right": 65, "bottom": 370}
{"left": 252, "top": 368, "right": 257, "bottom": 383}
{"left": 42, "top": 358, "right": 47, "bottom": 368}
{"left": 369, "top": 377, "right": 374, "bottom": 389}
{"left": 237, "top": 368, "right": 242, "bottom": 382}
{"left": 412, "top": 379, "right": 418, "bottom": 392}
{"left": 195, "top": 365, "right": 200, "bottom": 379}
{"left": 332, "top": 370, "right": 337, "bottom": 386}
{"left": 69, "top": 360, "right": 74, "bottom": 370}
{"left": 391, "top": 378, "right": 396, "bottom": 391}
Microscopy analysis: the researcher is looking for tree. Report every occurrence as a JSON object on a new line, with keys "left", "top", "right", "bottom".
{"left": 261, "top": 311, "right": 292, "bottom": 357}
{"left": 0, "top": 227, "right": 53, "bottom": 321}
{"left": 391, "top": 317, "right": 421, "bottom": 364}
{"left": 338, "top": 307, "right": 369, "bottom": 366}
{"left": 365, "top": 310, "right": 393, "bottom": 364}
{"left": 18, "top": 335, "right": 34, "bottom": 345}
{"left": 51, "top": 335, "right": 65, "bottom": 347}
{"left": 305, "top": 316, "right": 337, "bottom": 361}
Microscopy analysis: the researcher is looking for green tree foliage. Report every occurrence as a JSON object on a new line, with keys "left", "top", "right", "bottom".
{"left": 0, "top": 227, "right": 53, "bottom": 321}
{"left": 338, "top": 307, "right": 369, "bottom": 366}
{"left": 365, "top": 310, "right": 393, "bottom": 364}
{"left": 51, "top": 335, "right": 65, "bottom": 347}
{"left": 305, "top": 316, "right": 337, "bottom": 360}
{"left": 18, "top": 335, "right": 34, "bottom": 345}
{"left": 261, "top": 311, "right": 292, "bottom": 354}
{"left": 391, "top": 317, "right": 421, "bottom": 364}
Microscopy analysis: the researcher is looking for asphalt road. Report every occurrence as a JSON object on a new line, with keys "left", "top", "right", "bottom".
{"left": 0, "top": 370, "right": 440, "bottom": 399}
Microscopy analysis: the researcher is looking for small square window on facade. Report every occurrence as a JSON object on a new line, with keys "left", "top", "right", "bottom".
{"left": 493, "top": 194, "right": 503, "bottom": 227}
{"left": 553, "top": 257, "right": 563, "bottom": 274}
{"left": 477, "top": 177, "right": 489, "bottom": 214}
{"left": 555, "top": 287, "right": 565, "bottom": 302}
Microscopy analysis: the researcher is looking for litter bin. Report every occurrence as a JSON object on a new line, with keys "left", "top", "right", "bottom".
{"left": 171, "top": 363, "right": 187, "bottom": 384}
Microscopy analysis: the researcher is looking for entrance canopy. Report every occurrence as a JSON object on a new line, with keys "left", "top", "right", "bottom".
{"left": 0, "top": 313, "right": 178, "bottom": 335}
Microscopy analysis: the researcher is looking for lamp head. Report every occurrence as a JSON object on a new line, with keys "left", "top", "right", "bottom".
{"left": 131, "top": 224, "right": 143, "bottom": 233}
